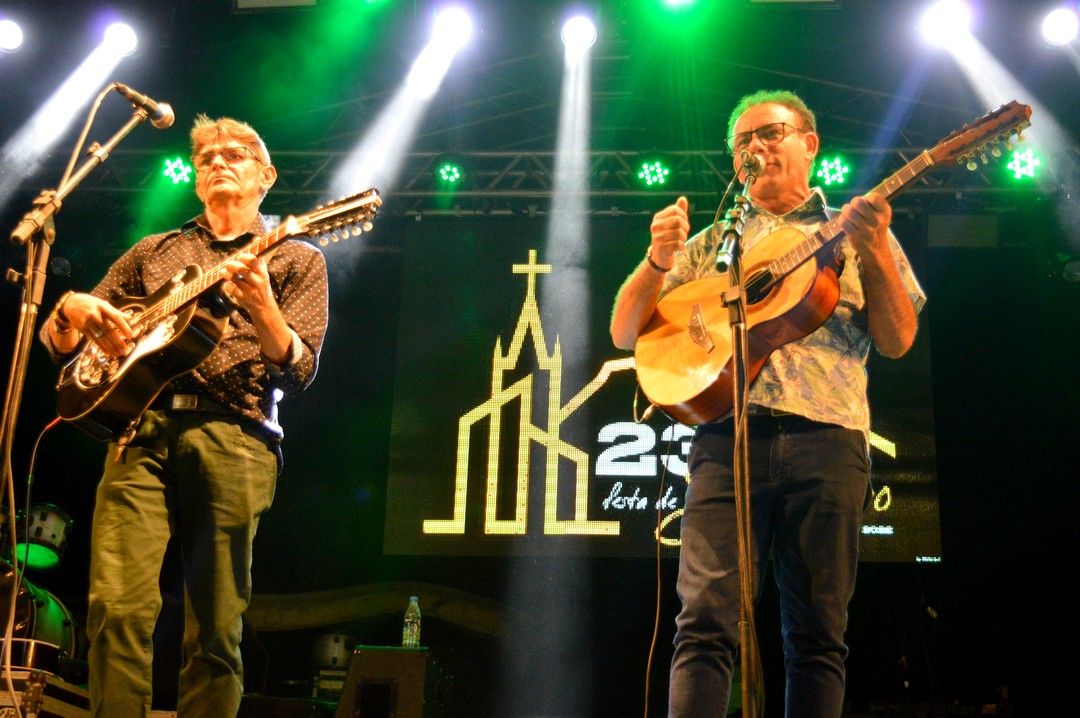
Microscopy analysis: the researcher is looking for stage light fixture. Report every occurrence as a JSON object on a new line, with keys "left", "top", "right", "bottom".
{"left": 163, "top": 157, "right": 193, "bottom": 185}
{"left": 637, "top": 160, "right": 671, "bottom": 188}
{"left": 0, "top": 19, "right": 23, "bottom": 52}
{"left": 1042, "top": 7, "right": 1079, "bottom": 46}
{"left": 919, "top": 0, "right": 972, "bottom": 46}
{"left": 435, "top": 160, "right": 465, "bottom": 186}
{"left": 816, "top": 155, "right": 850, "bottom": 186}
{"left": 433, "top": 6, "right": 472, "bottom": 51}
{"left": 561, "top": 16, "right": 597, "bottom": 52}
{"left": 104, "top": 22, "right": 137, "bottom": 56}
{"left": 1005, "top": 148, "right": 1041, "bottom": 180}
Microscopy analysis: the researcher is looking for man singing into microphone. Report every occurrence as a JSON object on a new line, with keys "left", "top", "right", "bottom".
{"left": 39, "top": 114, "right": 328, "bottom": 717}
{"left": 610, "top": 90, "right": 925, "bottom": 717}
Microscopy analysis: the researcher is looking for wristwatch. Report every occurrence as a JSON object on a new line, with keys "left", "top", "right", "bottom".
{"left": 645, "top": 246, "right": 672, "bottom": 273}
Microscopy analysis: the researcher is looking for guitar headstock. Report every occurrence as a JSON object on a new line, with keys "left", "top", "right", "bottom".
{"left": 285, "top": 188, "right": 383, "bottom": 246}
{"left": 929, "top": 100, "right": 1032, "bottom": 170}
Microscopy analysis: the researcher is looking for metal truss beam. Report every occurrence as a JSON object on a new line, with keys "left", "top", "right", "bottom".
{"left": 16, "top": 146, "right": 1071, "bottom": 220}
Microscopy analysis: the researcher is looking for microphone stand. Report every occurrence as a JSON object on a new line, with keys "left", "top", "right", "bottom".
{"left": 715, "top": 165, "right": 763, "bottom": 718}
{"left": 0, "top": 88, "right": 156, "bottom": 648}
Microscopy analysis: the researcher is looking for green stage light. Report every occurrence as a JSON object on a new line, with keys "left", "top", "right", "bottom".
{"left": 637, "top": 160, "right": 671, "bottom": 188}
{"left": 163, "top": 157, "right": 193, "bottom": 185}
{"left": 815, "top": 155, "right": 849, "bottom": 186}
{"left": 435, "top": 161, "right": 465, "bottom": 186}
{"left": 1006, "top": 148, "right": 1041, "bottom": 180}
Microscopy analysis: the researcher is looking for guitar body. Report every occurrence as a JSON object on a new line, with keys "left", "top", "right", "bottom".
{"left": 634, "top": 227, "right": 841, "bottom": 426}
{"left": 56, "top": 265, "right": 228, "bottom": 441}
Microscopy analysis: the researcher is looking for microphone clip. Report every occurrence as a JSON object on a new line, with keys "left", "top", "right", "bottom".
{"left": 715, "top": 195, "right": 750, "bottom": 273}
{"left": 739, "top": 150, "right": 764, "bottom": 181}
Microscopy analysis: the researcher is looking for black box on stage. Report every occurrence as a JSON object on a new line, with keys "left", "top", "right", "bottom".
{"left": 333, "top": 646, "right": 452, "bottom": 718}
{"left": 237, "top": 695, "right": 336, "bottom": 717}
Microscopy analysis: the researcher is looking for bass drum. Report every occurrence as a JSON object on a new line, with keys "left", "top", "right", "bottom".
{"left": 0, "top": 561, "right": 76, "bottom": 674}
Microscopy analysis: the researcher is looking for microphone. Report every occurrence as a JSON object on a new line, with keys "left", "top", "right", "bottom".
{"left": 115, "top": 83, "right": 175, "bottom": 129}
{"left": 740, "top": 150, "right": 764, "bottom": 178}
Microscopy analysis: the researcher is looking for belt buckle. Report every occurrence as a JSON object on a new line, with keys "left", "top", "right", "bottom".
{"left": 171, "top": 394, "right": 200, "bottom": 411}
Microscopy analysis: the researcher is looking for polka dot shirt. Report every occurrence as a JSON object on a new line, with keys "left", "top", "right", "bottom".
{"left": 85, "top": 213, "right": 328, "bottom": 441}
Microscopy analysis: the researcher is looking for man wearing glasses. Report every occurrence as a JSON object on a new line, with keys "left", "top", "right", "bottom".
{"left": 611, "top": 90, "right": 924, "bottom": 716}
{"left": 40, "top": 115, "right": 328, "bottom": 716}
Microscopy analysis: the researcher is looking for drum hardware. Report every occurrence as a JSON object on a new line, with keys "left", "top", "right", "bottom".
{"left": 2, "top": 503, "right": 73, "bottom": 572}
{"left": 0, "top": 560, "right": 78, "bottom": 676}
{"left": 313, "top": 630, "right": 354, "bottom": 670}
{"left": 313, "top": 632, "right": 354, "bottom": 703}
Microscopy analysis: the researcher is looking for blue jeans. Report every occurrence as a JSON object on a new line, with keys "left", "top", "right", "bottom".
{"left": 668, "top": 413, "right": 871, "bottom": 718}
{"left": 87, "top": 410, "right": 278, "bottom": 717}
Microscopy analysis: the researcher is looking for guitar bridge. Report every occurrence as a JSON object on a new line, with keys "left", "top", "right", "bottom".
{"left": 688, "top": 303, "right": 715, "bottom": 354}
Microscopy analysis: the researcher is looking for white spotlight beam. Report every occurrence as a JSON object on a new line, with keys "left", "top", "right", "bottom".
{"left": 934, "top": 20, "right": 1078, "bottom": 255}
{"left": 937, "top": 33, "right": 1067, "bottom": 167}
{"left": 1062, "top": 44, "right": 1080, "bottom": 76}
{"left": 509, "top": 30, "right": 598, "bottom": 715}
{"left": 329, "top": 8, "right": 471, "bottom": 200}
{"left": 0, "top": 31, "right": 133, "bottom": 212}
{"left": 539, "top": 20, "right": 594, "bottom": 372}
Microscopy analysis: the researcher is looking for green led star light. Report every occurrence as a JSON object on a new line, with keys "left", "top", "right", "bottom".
{"left": 163, "top": 157, "right": 192, "bottom": 184}
{"left": 1006, "top": 149, "right": 1041, "bottom": 180}
{"left": 436, "top": 162, "right": 464, "bottom": 185}
{"left": 637, "top": 160, "right": 671, "bottom": 187}
{"left": 815, "top": 155, "right": 850, "bottom": 186}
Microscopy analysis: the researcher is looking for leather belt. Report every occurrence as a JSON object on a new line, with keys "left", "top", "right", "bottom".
{"left": 152, "top": 394, "right": 232, "bottom": 414}
{"left": 746, "top": 404, "right": 796, "bottom": 417}
{"left": 149, "top": 393, "right": 281, "bottom": 472}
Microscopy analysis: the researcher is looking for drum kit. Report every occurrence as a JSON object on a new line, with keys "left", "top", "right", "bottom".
{"left": 0, "top": 503, "right": 80, "bottom": 676}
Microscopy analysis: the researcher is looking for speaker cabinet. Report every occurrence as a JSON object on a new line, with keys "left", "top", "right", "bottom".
{"left": 333, "top": 646, "right": 451, "bottom": 718}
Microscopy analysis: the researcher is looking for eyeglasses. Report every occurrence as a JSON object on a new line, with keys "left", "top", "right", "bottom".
{"left": 193, "top": 146, "right": 264, "bottom": 171}
{"left": 726, "top": 122, "right": 807, "bottom": 156}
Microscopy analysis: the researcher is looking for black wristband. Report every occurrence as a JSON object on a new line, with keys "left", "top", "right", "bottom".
{"left": 645, "top": 247, "right": 672, "bottom": 273}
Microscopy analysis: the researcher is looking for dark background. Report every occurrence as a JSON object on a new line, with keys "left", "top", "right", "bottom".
{"left": 1, "top": 1, "right": 1077, "bottom": 716}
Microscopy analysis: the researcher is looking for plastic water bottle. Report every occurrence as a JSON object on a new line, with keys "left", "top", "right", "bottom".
{"left": 402, "top": 595, "right": 421, "bottom": 648}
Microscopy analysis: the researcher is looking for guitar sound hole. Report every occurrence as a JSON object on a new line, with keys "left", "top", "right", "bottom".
{"left": 75, "top": 346, "right": 118, "bottom": 388}
{"left": 745, "top": 270, "right": 774, "bottom": 305}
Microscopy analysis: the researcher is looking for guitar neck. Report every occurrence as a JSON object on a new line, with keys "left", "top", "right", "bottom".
{"left": 139, "top": 222, "right": 293, "bottom": 327}
{"left": 765, "top": 150, "right": 939, "bottom": 280}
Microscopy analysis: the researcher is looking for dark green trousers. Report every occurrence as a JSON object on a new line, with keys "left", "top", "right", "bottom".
{"left": 87, "top": 410, "right": 277, "bottom": 717}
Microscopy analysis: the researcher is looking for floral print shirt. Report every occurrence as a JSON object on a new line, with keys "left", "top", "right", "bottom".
{"left": 659, "top": 188, "right": 926, "bottom": 438}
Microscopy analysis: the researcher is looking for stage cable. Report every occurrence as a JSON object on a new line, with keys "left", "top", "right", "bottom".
{"left": 639, "top": 411, "right": 676, "bottom": 718}
{"left": 2, "top": 416, "right": 61, "bottom": 718}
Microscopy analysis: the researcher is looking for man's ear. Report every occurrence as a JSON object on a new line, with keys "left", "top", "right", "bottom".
{"left": 260, "top": 164, "right": 278, "bottom": 193}
{"left": 803, "top": 131, "right": 819, "bottom": 159}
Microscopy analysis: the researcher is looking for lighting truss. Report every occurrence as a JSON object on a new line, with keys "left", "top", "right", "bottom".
{"left": 9, "top": 145, "right": 1073, "bottom": 220}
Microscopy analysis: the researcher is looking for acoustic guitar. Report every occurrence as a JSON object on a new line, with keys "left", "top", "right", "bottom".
{"left": 55, "top": 188, "right": 382, "bottom": 442}
{"left": 634, "top": 101, "right": 1032, "bottom": 426}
